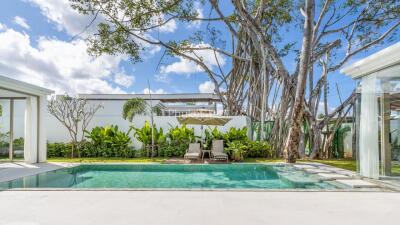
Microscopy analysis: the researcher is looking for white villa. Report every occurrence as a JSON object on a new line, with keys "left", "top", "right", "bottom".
{"left": 0, "top": 75, "right": 54, "bottom": 163}
{"left": 341, "top": 42, "right": 400, "bottom": 178}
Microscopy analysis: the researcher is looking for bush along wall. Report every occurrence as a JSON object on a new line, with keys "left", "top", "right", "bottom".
{"left": 47, "top": 125, "right": 135, "bottom": 158}
{"left": 47, "top": 123, "right": 274, "bottom": 159}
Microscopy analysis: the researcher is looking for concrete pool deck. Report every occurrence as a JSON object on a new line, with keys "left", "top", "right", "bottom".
{"left": 0, "top": 191, "right": 399, "bottom": 225}
{"left": 1, "top": 162, "right": 400, "bottom": 225}
{"left": 0, "top": 162, "right": 75, "bottom": 182}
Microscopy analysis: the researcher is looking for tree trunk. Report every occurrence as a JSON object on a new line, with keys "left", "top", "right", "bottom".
{"left": 283, "top": 0, "right": 315, "bottom": 163}
{"left": 298, "top": 130, "right": 306, "bottom": 158}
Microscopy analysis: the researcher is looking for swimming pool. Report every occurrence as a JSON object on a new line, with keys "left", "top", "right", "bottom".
{"left": 0, "top": 164, "right": 347, "bottom": 190}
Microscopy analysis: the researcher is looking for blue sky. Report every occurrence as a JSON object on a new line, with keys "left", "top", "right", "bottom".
{"left": 0, "top": 0, "right": 398, "bottom": 109}
{"left": 0, "top": 0, "right": 219, "bottom": 95}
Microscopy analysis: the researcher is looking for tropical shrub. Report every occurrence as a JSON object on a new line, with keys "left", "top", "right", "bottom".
{"left": 225, "top": 141, "right": 247, "bottom": 161}
{"left": 246, "top": 141, "right": 273, "bottom": 158}
{"left": 162, "top": 124, "right": 196, "bottom": 157}
{"left": 204, "top": 126, "right": 224, "bottom": 149}
{"left": 331, "top": 125, "right": 351, "bottom": 158}
{"left": 132, "top": 121, "right": 166, "bottom": 147}
{"left": 84, "top": 125, "right": 133, "bottom": 157}
{"left": 167, "top": 124, "right": 195, "bottom": 145}
{"left": 47, "top": 142, "right": 73, "bottom": 158}
{"left": 132, "top": 121, "right": 166, "bottom": 157}
{"left": 223, "top": 127, "right": 248, "bottom": 143}
{"left": 204, "top": 126, "right": 248, "bottom": 149}
{"left": 158, "top": 143, "right": 187, "bottom": 157}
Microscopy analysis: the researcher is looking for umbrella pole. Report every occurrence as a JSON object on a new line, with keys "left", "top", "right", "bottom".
{"left": 201, "top": 125, "right": 204, "bottom": 143}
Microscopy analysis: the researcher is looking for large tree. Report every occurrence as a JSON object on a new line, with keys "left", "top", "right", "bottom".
{"left": 71, "top": 0, "right": 400, "bottom": 162}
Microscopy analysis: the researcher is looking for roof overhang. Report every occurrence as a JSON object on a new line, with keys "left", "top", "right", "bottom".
{"left": 0, "top": 75, "right": 54, "bottom": 96}
{"left": 78, "top": 93, "right": 221, "bottom": 102}
{"left": 340, "top": 42, "right": 400, "bottom": 79}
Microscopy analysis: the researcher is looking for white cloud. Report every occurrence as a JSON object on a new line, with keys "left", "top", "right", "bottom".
{"left": 0, "top": 27, "right": 129, "bottom": 94}
{"left": 198, "top": 81, "right": 215, "bottom": 93}
{"left": 114, "top": 72, "right": 135, "bottom": 88}
{"left": 27, "top": 0, "right": 95, "bottom": 36}
{"left": 143, "top": 88, "right": 167, "bottom": 94}
{"left": 13, "top": 16, "right": 30, "bottom": 30}
{"left": 160, "top": 43, "right": 226, "bottom": 75}
{"left": 317, "top": 101, "right": 334, "bottom": 116}
{"left": 28, "top": 0, "right": 161, "bottom": 57}
{"left": 187, "top": 5, "right": 203, "bottom": 29}
{"left": 158, "top": 18, "right": 177, "bottom": 33}
{"left": 0, "top": 23, "right": 6, "bottom": 31}
{"left": 154, "top": 73, "right": 170, "bottom": 83}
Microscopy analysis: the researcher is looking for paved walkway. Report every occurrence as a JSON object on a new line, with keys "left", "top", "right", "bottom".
{"left": 0, "top": 162, "right": 73, "bottom": 182}
{"left": 0, "top": 191, "right": 399, "bottom": 225}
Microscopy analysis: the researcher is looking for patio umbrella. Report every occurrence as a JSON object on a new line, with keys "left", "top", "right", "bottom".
{"left": 177, "top": 113, "right": 231, "bottom": 142}
{"left": 177, "top": 113, "right": 231, "bottom": 126}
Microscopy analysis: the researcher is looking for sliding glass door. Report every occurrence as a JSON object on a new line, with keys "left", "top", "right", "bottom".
{"left": 0, "top": 99, "right": 11, "bottom": 160}
{"left": 0, "top": 98, "right": 25, "bottom": 161}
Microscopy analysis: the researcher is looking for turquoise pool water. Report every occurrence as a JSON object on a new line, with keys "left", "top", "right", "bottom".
{"left": 0, "top": 164, "right": 346, "bottom": 190}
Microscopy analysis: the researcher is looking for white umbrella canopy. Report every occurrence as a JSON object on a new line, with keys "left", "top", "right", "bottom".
{"left": 177, "top": 113, "right": 231, "bottom": 126}
{"left": 177, "top": 113, "right": 231, "bottom": 142}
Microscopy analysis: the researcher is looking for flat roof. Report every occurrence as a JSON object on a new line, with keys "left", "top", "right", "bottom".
{"left": 341, "top": 42, "right": 400, "bottom": 79}
{"left": 78, "top": 93, "right": 221, "bottom": 102}
{"left": 0, "top": 75, "right": 54, "bottom": 96}
{"left": 162, "top": 104, "right": 215, "bottom": 110}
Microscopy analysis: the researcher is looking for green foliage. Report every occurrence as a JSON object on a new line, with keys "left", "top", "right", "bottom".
{"left": 159, "top": 124, "right": 195, "bottom": 157}
{"left": 158, "top": 144, "right": 187, "bottom": 157}
{"left": 0, "top": 131, "right": 9, "bottom": 147}
{"left": 223, "top": 127, "right": 248, "bottom": 143}
{"left": 225, "top": 141, "right": 247, "bottom": 161}
{"left": 251, "top": 121, "right": 274, "bottom": 141}
{"left": 122, "top": 98, "right": 147, "bottom": 122}
{"left": 84, "top": 125, "right": 133, "bottom": 157}
{"left": 246, "top": 141, "right": 274, "bottom": 158}
{"left": 204, "top": 126, "right": 224, "bottom": 149}
{"left": 167, "top": 124, "right": 195, "bottom": 145}
{"left": 225, "top": 140, "right": 273, "bottom": 161}
{"left": 132, "top": 121, "right": 166, "bottom": 148}
{"left": 331, "top": 125, "right": 352, "bottom": 158}
{"left": 152, "top": 105, "right": 163, "bottom": 116}
{"left": 204, "top": 126, "right": 248, "bottom": 149}
{"left": 70, "top": 0, "right": 200, "bottom": 62}
{"left": 47, "top": 142, "right": 73, "bottom": 158}
{"left": 13, "top": 137, "right": 24, "bottom": 148}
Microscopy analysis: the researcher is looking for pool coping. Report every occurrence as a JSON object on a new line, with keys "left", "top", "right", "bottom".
{"left": 1, "top": 162, "right": 398, "bottom": 192}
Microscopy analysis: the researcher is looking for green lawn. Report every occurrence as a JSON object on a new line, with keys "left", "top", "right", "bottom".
{"left": 243, "top": 158, "right": 358, "bottom": 171}
{"left": 48, "top": 157, "right": 166, "bottom": 163}
{"left": 301, "top": 159, "right": 357, "bottom": 171}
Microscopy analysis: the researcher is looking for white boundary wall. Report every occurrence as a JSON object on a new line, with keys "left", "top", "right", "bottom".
{"left": 45, "top": 100, "right": 251, "bottom": 149}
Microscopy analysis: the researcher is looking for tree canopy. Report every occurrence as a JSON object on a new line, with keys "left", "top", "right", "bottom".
{"left": 71, "top": 0, "right": 400, "bottom": 162}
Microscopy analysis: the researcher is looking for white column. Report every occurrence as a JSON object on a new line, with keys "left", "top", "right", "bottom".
{"left": 359, "top": 74, "right": 379, "bottom": 178}
{"left": 38, "top": 96, "right": 47, "bottom": 162}
{"left": 24, "top": 96, "right": 38, "bottom": 163}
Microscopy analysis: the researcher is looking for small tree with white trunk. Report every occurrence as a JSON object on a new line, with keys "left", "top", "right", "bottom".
{"left": 47, "top": 95, "right": 102, "bottom": 157}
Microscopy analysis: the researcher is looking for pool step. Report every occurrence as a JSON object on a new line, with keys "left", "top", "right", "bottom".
{"left": 293, "top": 164, "right": 316, "bottom": 169}
{"left": 335, "top": 179, "right": 379, "bottom": 188}
{"left": 304, "top": 168, "right": 332, "bottom": 174}
{"left": 278, "top": 173, "right": 321, "bottom": 186}
{"left": 316, "top": 173, "right": 352, "bottom": 181}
